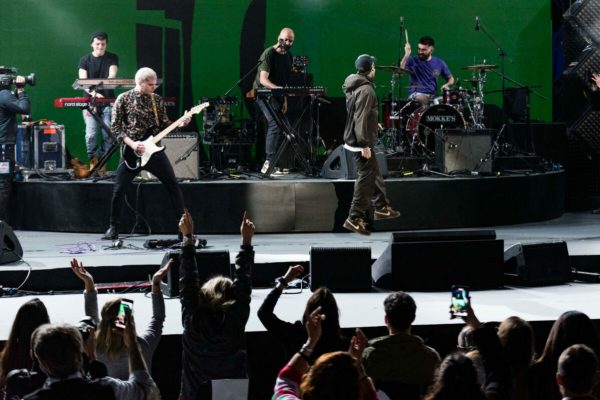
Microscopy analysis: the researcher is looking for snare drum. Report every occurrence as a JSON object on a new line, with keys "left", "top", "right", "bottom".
{"left": 406, "top": 104, "right": 467, "bottom": 151}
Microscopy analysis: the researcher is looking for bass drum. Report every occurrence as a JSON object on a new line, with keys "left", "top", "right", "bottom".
{"left": 406, "top": 104, "right": 467, "bottom": 152}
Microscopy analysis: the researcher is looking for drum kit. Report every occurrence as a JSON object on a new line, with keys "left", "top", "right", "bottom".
{"left": 378, "top": 63, "right": 498, "bottom": 156}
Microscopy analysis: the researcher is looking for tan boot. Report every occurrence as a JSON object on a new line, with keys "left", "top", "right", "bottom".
{"left": 89, "top": 156, "right": 99, "bottom": 171}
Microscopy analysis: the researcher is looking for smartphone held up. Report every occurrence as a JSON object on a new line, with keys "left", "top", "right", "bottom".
{"left": 114, "top": 298, "right": 134, "bottom": 329}
{"left": 450, "top": 285, "right": 470, "bottom": 319}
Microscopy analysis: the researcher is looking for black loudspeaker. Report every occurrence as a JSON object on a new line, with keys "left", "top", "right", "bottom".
{"left": 161, "top": 133, "right": 199, "bottom": 179}
{"left": 503, "top": 241, "right": 571, "bottom": 286}
{"left": 160, "top": 249, "right": 231, "bottom": 297}
{"left": 0, "top": 221, "right": 23, "bottom": 265}
{"left": 309, "top": 247, "right": 372, "bottom": 292}
{"left": 321, "top": 145, "right": 388, "bottom": 179}
{"left": 435, "top": 129, "right": 494, "bottom": 174}
{"left": 372, "top": 230, "right": 504, "bottom": 291}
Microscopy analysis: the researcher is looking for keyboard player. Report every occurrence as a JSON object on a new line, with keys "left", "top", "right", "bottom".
{"left": 253, "top": 27, "right": 295, "bottom": 174}
{"left": 77, "top": 31, "right": 119, "bottom": 168}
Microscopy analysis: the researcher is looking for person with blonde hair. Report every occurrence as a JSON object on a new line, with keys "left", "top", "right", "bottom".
{"left": 70, "top": 256, "right": 171, "bottom": 379}
{"left": 178, "top": 210, "right": 255, "bottom": 399}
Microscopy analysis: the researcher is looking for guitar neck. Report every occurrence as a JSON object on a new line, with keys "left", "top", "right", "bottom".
{"left": 151, "top": 115, "right": 186, "bottom": 144}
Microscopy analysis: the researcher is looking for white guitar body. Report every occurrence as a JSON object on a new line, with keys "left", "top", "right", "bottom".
{"left": 138, "top": 136, "right": 165, "bottom": 167}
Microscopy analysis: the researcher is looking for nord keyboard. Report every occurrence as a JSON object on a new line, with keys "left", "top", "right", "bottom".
{"left": 54, "top": 97, "right": 177, "bottom": 108}
{"left": 254, "top": 86, "right": 327, "bottom": 97}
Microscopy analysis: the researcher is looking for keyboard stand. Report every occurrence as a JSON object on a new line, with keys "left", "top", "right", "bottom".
{"left": 259, "top": 95, "right": 313, "bottom": 177}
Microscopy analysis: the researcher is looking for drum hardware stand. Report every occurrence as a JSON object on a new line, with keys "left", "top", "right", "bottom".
{"left": 83, "top": 91, "right": 119, "bottom": 178}
{"left": 474, "top": 124, "right": 506, "bottom": 173}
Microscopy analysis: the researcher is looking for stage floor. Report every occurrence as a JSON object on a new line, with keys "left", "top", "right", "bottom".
{"left": 1, "top": 211, "right": 599, "bottom": 340}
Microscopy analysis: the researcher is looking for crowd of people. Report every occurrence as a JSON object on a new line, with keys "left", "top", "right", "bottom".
{"left": 0, "top": 209, "right": 598, "bottom": 400}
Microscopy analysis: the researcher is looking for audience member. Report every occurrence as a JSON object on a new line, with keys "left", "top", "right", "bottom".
{"left": 529, "top": 310, "right": 600, "bottom": 400}
{"left": 457, "top": 325, "right": 486, "bottom": 387}
{"left": 70, "top": 257, "right": 170, "bottom": 379}
{"left": 0, "top": 299, "right": 50, "bottom": 395}
{"left": 272, "top": 306, "right": 377, "bottom": 399}
{"left": 497, "top": 316, "right": 535, "bottom": 400}
{"left": 362, "top": 291, "right": 440, "bottom": 398}
{"left": 258, "top": 266, "right": 348, "bottom": 361}
{"left": 4, "top": 318, "right": 107, "bottom": 400}
{"left": 178, "top": 210, "right": 255, "bottom": 400}
{"left": 425, "top": 302, "right": 511, "bottom": 400}
{"left": 22, "top": 316, "right": 157, "bottom": 400}
{"left": 556, "top": 344, "right": 599, "bottom": 400}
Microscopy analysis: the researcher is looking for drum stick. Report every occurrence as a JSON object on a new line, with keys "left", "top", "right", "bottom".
{"left": 405, "top": 29, "right": 409, "bottom": 44}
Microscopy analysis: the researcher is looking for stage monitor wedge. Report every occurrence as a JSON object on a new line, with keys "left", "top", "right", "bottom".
{"left": 372, "top": 230, "right": 504, "bottom": 291}
{"left": 503, "top": 241, "right": 571, "bottom": 286}
{"left": 0, "top": 221, "right": 23, "bottom": 265}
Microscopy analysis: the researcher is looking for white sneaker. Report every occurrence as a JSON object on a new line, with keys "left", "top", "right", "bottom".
{"left": 260, "top": 160, "right": 270, "bottom": 174}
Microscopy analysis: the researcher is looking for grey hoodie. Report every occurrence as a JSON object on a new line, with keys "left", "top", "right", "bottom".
{"left": 342, "top": 73, "right": 378, "bottom": 148}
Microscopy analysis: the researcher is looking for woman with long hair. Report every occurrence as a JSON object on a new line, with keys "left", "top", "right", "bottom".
{"left": 528, "top": 310, "right": 600, "bottom": 400}
{"left": 497, "top": 316, "right": 535, "bottom": 400}
{"left": 258, "top": 265, "right": 348, "bottom": 362}
{"left": 0, "top": 299, "right": 50, "bottom": 393}
{"left": 70, "top": 257, "right": 170, "bottom": 380}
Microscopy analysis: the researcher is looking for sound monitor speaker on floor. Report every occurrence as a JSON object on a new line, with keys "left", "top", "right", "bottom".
{"left": 372, "top": 230, "right": 504, "bottom": 291}
{"left": 321, "top": 145, "right": 388, "bottom": 179}
{"left": 435, "top": 129, "right": 494, "bottom": 174}
{"left": 160, "top": 249, "right": 231, "bottom": 297}
{"left": 310, "top": 247, "right": 372, "bottom": 292}
{"left": 503, "top": 241, "right": 571, "bottom": 286}
{"left": 0, "top": 221, "right": 23, "bottom": 265}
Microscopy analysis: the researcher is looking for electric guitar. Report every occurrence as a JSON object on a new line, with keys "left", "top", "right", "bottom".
{"left": 122, "top": 102, "right": 209, "bottom": 170}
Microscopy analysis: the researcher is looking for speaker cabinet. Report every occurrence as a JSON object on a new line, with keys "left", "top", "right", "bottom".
{"left": 372, "top": 230, "right": 504, "bottom": 291}
{"left": 160, "top": 249, "right": 231, "bottom": 297}
{"left": 435, "top": 129, "right": 493, "bottom": 174}
{"left": 158, "top": 133, "right": 199, "bottom": 179}
{"left": 504, "top": 241, "right": 571, "bottom": 286}
{"left": 0, "top": 221, "right": 23, "bottom": 265}
{"left": 321, "top": 145, "right": 388, "bottom": 179}
{"left": 309, "top": 247, "right": 372, "bottom": 292}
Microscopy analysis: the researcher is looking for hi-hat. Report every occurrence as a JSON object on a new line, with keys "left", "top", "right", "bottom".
{"left": 462, "top": 64, "right": 498, "bottom": 71}
{"left": 376, "top": 65, "right": 411, "bottom": 74}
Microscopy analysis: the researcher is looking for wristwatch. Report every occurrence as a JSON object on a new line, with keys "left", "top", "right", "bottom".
{"left": 275, "top": 276, "right": 287, "bottom": 287}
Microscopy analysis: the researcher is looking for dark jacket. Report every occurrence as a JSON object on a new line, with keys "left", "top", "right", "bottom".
{"left": 21, "top": 378, "right": 115, "bottom": 400}
{"left": 0, "top": 89, "right": 30, "bottom": 145}
{"left": 257, "top": 287, "right": 348, "bottom": 361}
{"left": 179, "top": 242, "right": 254, "bottom": 400}
{"left": 472, "top": 324, "right": 512, "bottom": 400}
{"left": 342, "top": 73, "right": 378, "bottom": 148}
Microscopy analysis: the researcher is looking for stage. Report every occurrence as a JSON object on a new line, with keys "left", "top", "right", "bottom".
{"left": 9, "top": 169, "right": 565, "bottom": 234}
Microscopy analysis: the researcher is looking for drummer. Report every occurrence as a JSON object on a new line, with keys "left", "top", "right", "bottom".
{"left": 400, "top": 35, "right": 454, "bottom": 105}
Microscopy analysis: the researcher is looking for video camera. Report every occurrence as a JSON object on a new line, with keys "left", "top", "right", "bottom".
{"left": 0, "top": 67, "right": 36, "bottom": 88}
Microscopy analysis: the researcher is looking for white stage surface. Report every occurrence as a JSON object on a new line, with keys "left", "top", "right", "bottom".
{"left": 1, "top": 212, "right": 599, "bottom": 340}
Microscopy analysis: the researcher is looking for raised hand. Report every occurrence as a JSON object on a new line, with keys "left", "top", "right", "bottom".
{"left": 152, "top": 259, "right": 173, "bottom": 286}
{"left": 70, "top": 258, "right": 95, "bottom": 291}
{"left": 240, "top": 210, "right": 255, "bottom": 245}
{"left": 349, "top": 328, "right": 368, "bottom": 360}
{"left": 179, "top": 209, "right": 194, "bottom": 237}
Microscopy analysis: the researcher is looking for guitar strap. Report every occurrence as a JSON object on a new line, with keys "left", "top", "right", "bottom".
{"left": 150, "top": 94, "right": 160, "bottom": 127}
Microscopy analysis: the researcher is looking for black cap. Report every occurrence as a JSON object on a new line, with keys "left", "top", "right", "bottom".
{"left": 355, "top": 54, "right": 376, "bottom": 73}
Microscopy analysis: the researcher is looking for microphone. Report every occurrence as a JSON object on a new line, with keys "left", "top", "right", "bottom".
{"left": 475, "top": 16, "right": 480, "bottom": 31}
{"left": 400, "top": 16, "right": 404, "bottom": 31}
{"left": 277, "top": 38, "right": 285, "bottom": 49}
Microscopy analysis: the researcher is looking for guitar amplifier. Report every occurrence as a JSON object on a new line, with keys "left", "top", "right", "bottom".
{"left": 140, "top": 133, "right": 199, "bottom": 179}
{"left": 435, "top": 128, "right": 494, "bottom": 174}
{"left": 33, "top": 125, "right": 66, "bottom": 170}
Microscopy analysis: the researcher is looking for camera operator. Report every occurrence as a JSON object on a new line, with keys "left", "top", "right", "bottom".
{"left": 0, "top": 74, "right": 30, "bottom": 221}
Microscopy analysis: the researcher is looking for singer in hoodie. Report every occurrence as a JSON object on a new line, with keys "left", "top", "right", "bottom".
{"left": 342, "top": 55, "right": 400, "bottom": 236}
{"left": 253, "top": 27, "right": 295, "bottom": 174}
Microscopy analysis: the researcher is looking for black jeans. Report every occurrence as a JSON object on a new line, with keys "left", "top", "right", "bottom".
{"left": 349, "top": 149, "right": 389, "bottom": 219}
{"left": 109, "top": 150, "right": 185, "bottom": 228}
{"left": 0, "top": 144, "right": 15, "bottom": 221}
{"left": 256, "top": 97, "right": 285, "bottom": 161}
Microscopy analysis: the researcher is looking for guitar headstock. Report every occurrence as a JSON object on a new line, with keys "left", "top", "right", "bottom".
{"left": 188, "top": 102, "right": 210, "bottom": 115}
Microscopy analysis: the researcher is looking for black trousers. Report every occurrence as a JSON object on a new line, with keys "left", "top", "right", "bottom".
{"left": 349, "top": 149, "right": 389, "bottom": 219}
{"left": 256, "top": 97, "right": 285, "bottom": 161}
{"left": 109, "top": 150, "right": 185, "bottom": 228}
{"left": 0, "top": 144, "right": 15, "bottom": 221}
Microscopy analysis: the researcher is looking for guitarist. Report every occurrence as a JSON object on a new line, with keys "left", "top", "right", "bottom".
{"left": 101, "top": 67, "right": 191, "bottom": 240}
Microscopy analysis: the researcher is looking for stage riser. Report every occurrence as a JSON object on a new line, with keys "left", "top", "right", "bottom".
{"left": 10, "top": 171, "right": 565, "bottom": 234}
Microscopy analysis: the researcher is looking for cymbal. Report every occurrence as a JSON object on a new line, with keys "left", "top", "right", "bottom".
{"left": 462, "top": 64, "right": 498, "bottom": 71}
{"left": 376, "top": 65, "right": 411, "bottom": 74}
{"left": 462, "top": 78, "right": 481, "bottom": 84}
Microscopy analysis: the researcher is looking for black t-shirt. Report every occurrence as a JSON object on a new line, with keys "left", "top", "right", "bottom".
{"left": 254, "top": 47, "right": 292, "bottom": 88}
{"left": 78, "top": 51, "right": 119, "bottom": 98}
